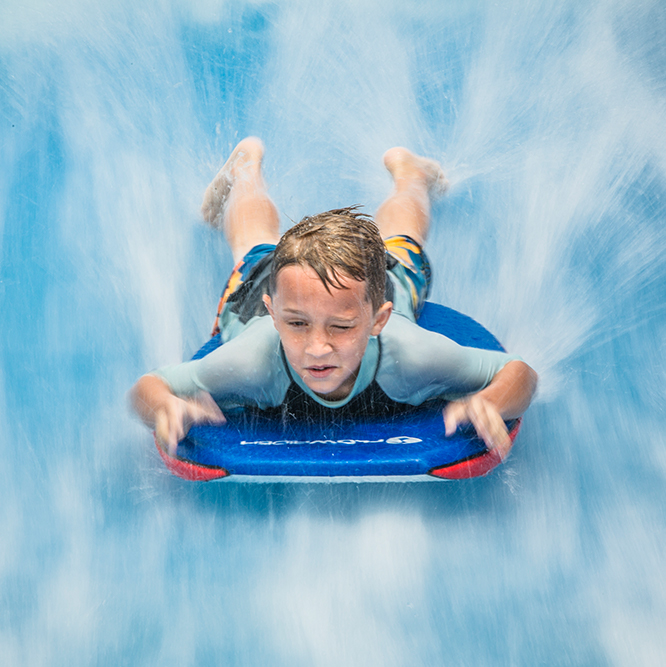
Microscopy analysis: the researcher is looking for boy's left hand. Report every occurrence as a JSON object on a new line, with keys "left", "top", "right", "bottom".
{"left": 443, "top": 396, "right": 513, "bottom": 461}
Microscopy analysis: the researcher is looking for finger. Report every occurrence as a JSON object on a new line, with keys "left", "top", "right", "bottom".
{"left": 489, "top": 412, "right": 511, "bottom": 453}
{"left": 156, "top": 408, "right": 185, "bottom": 457}
{"left": 443, "top": 401, "right": 466, "bottom": 436}
{"left": 466, "top": 398, "right": 510, "bottom": 453}
{"left": 154, "top": 411, "right": 172, "bottom": 455}
{"left": 492, "top": 424, "right": 513, "bottom": 461}
{"left": 171, "top": 419, "right": 185, "bottom": 456}
{"left": 461, "top": 396, "right": 486, "bottom": 438}
{"left": 443, "top": 405, "right": 457, "bottom": 436}
{"left": 192, "top": 394, "right": 226, "bottom": 424}
{"left": 181, "top": 392, "right": 225, "bottom": 427}
{"left": 485, "top": 420, "right": 509, "bottom": 452}
{"left": 478, "top": 413, "right": 511, "bottom": 458}
{"left": 190, "top": 407, "right": 225, "bottom": 427}
{"left": 494, "top": 439, "right": 512, "bottom": 462}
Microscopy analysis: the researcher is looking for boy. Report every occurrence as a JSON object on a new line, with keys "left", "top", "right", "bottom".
{"left": 131, "top": 138, "right": 537, "bottom": 459}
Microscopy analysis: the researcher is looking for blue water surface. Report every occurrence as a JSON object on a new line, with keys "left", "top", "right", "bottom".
{"left": 2, "top": 0, "right": 665, "bottom": 665}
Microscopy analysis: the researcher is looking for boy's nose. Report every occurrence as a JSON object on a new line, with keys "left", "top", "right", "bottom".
{"left": 305, "top": 329, "right": 332, "bottom": 357}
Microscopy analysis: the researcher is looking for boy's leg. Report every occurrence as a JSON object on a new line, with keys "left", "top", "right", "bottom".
{"left": 374, "top": 147, "right": 448, "bottom": 246}
{"left": 201, "top": 137, "right": 280, "bottom": 264}
{"left": 376, "top": 148, "right": 448, "bottom": 319}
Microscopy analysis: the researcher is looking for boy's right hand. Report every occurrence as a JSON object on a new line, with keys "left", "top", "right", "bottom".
{"left": 131, "top": 375, "right": 225, "bottom": 457}
{"left": 154, "top": 392, "right": 226, "bottom": 457}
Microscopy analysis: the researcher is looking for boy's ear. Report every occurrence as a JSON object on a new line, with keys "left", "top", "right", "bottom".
{"left": 370, "top": 301, "right": 393, "bottom": 336}
{"left": 262, "top": 294, "right": 275, "bottom": 318}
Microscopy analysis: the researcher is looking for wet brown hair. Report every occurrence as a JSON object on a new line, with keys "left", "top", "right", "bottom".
{"left": 269, "top": 206, "right": 388, "bottom": 311}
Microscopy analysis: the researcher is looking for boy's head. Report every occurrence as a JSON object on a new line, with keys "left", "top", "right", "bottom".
{"left": 268, "top": 207, "right": 388, "bottom": 312}
{"left": 263, "top": 207, "right": 393, "bottom": 401}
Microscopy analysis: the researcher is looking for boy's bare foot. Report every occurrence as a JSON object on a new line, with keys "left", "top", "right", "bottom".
{"left": 201, "top": 137, "right": 265, "bottom": 226}
{"left": 383, "top": 147, "right": 449, "bottom": 198}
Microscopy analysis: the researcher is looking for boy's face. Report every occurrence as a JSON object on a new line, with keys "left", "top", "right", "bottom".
{"left": 263, "top": 265, "right": 392, "bottom": 401}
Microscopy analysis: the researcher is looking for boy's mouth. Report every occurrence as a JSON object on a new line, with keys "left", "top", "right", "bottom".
{"left": 306, "top": 365, "right": 337, "bottom": 379}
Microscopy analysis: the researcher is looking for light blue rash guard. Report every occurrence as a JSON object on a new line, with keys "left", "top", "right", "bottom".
{"left": 152, "top": 312, "right": 520, "bottom": 411}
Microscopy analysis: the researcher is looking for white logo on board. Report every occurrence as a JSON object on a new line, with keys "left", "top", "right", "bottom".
{"left": 240, "top": 436, "right": 423, "bottom": 446}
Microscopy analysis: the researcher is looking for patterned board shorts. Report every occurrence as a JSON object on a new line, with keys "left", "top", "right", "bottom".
{"left": 211, "top": 235, "right": 432, "bottom": 338}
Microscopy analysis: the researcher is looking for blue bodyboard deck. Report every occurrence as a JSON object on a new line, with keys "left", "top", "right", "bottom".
{"left": 158, "top": 302, "right": 519, "bottom": 481}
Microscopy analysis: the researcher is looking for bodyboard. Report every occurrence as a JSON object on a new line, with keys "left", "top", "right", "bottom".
{"left": 157, "top": 302, "right": 520, "bottom": 481}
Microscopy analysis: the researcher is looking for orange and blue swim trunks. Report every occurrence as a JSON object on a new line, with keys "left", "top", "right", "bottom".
{"left": 211, "top": 235, "right": 431, "bottom": 338}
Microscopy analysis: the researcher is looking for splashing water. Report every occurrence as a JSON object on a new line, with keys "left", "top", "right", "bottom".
{"left": 1, "top": 0, "right": 665, "bottom": 664}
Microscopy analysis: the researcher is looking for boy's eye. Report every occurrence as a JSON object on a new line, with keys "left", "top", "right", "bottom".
{"left": 287, "top": 320, "right": 307, "bottom": 328}
{"left": 331, "top": 324, "right": 352, "bottom": 331}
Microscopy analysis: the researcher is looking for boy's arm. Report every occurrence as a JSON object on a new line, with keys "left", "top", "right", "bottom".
{"left": 379, "top": 315, "right": 537, "bottom": 456}
{"left": 131, "top": 317, "right": 285, "bottom": 455}
{"left": 130, "top": 375, "right": 225, "bottom": 456}
{"left": 443, "top": 360, "right": 538, "bottom": 459}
